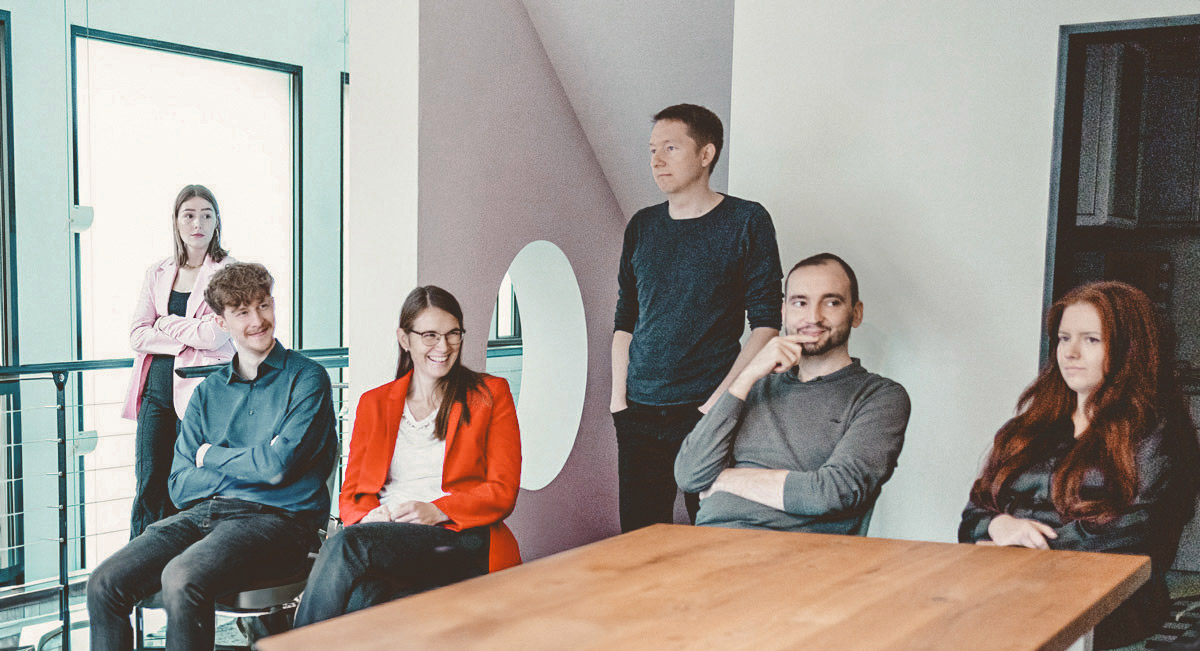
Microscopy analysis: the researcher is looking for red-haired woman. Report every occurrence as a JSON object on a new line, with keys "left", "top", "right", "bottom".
{"left": 960, "top": 281, "right": 1199, "bottom": 649}
{"left": 293, "top": 285, "right": 521, "bottom": 627}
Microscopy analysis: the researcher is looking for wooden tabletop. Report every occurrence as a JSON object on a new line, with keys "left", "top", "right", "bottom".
{"left": 259, "top": 524, "right": 1150, "bottom": 651}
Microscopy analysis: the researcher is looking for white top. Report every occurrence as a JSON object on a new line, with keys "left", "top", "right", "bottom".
{"left": 378, "top": 403, "right": 449, "bottom": 509}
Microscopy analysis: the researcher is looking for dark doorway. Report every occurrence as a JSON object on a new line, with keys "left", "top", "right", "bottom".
{"left": 1047, "top": 14, "right": 1200, "bottom": 571}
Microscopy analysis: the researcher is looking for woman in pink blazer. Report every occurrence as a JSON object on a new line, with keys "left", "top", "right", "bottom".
{"left": 121, "top": 184, "right": 236, "bottom": 538}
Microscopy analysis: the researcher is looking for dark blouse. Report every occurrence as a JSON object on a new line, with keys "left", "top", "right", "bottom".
{"left": 959, "top": 421, "right": 1191, "bottom": 649}
{"left": 146, "top": 291, "right": 191, "bottom": 394}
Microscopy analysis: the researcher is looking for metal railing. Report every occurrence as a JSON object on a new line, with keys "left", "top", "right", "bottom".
{"left": 0, "top": 347, "right": 349, "bottom": 650}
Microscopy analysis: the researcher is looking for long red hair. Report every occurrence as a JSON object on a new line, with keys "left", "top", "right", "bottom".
{"left": 970, "top": 281, "right": 1185, "bottom": 523}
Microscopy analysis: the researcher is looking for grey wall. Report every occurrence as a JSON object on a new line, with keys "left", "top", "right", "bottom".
{"left": 522, "top": 0, "right": 734, "bottom": 218}
{"left": 418, "top": 0, "right": 629, "bottom": 558}
{"left": 350, "top": 0, "right": 736, "bottom": 558}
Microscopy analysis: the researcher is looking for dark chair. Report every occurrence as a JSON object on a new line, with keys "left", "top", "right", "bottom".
{"left": 132, "top": 513, "right": 341, "bottom": 650}
{"left": 132, "top": 540, "right": 319, "bottom": 650}
{"left": 850, "top": 503, "right": 875, "bottom": 537}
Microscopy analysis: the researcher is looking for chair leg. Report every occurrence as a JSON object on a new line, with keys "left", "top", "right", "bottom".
{"left": 134, "top": 605, "right": 144, "bottom": 649}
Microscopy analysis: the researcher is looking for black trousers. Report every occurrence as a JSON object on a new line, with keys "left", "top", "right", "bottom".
{"left": 88, "top": 498, "right": 317, "bottom": 651}
{"left": 293, "top": 522, "right": 490, "bottom": 628}
{"left": 131, "top": 356, "right": 181, "bottom": 539}
{"left": 613, "top": 400, "right": 705, "bottom": 533}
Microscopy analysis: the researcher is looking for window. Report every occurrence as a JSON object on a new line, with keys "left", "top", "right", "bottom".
{"left": 342, "top": 72, "right": 350, "bottom": 349}
{"left": 488, "top": 274, "right": 522, "bottom": 347}
{"left": 0, "top": 11, "right": 20, "bottom": 587}
{"left": 71, "top": 29, "right": 299, "bottom": 567}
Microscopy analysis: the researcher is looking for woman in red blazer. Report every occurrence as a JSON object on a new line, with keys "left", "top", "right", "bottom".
{"left": 294, "top": 286, "right": 521, "bottom": 626}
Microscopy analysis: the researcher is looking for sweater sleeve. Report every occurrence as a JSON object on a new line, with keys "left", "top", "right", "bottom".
{"left": 1051, "top": 425, "right": 1183, "bottom": 559}
{"left": 781, "top": 382, "right": 911, "bottom": 515}
{"left": 958, "top": 495, "right": 998, "bottom": 543}
{"left": 613, "top": 217, "right": 640, "bottom": 333}
{"left": 742, "top": 205, "right": 783, "bottom": 331}
{"left": 674, "top": 390, "right": 745, "bottom": 493}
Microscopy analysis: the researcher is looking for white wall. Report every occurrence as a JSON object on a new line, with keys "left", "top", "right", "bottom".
{"left": 1, "top": 0, "right": 344, "bottom": 580}
{"left": 345, "top": 0, "right": 419, "bottom": 401}
{"left": 730, "top": 1, "right": 1200, "bottom": 543}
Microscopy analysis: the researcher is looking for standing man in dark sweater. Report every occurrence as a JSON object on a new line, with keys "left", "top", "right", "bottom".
{"left": 87, "top": 263, "right": 337, "bottom": 650}
{"left": 611, "top": 104, "right": 783, "bottom": 532}
{"left": 675, "top": 254, "right": 910, "bottom": 534}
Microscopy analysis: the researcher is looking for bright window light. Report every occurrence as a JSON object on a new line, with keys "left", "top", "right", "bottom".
{"left": 73, "top": 36, "right": 295, "bottom": 566}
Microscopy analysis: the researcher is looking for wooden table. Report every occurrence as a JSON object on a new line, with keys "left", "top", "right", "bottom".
{"left": 259, "top": 524, "right": 1149, "bottom": 650}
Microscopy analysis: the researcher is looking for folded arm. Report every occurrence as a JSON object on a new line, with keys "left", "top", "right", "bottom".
{"left": 674, "top": 391, "right": 745, "bottom": 493}
{"left": 777, "top": 383, "right": 910, "bottom": 515}
{"left": 129, "top": 272, "right": 185, "bottom": 356}
{"left": 700, "top": 382, "right": 910, "bottom": 516}
{"left": 154, "top": 313, "right": 233, "bottom": 352}
{"left": 198, "top": 367, "right": 336, "bottom": 485}
{"left": 1052, "top": 426, "right": 1183, "bottom": 557}
{"left": 169, "top": 390, "right": 229, "bottom": 502}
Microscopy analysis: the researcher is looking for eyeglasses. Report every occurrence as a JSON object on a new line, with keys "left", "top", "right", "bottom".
{"left": 409, "top": 329, "right": 464, "bottom": 347}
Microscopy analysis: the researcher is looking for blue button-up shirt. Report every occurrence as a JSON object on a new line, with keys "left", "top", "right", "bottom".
{"left": 169, "top": 340, "right": 337, "bottom": 516}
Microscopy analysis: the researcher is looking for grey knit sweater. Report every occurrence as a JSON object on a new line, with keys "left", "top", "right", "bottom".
{"left": 675, "top": 359, "right": 910, "bottom": 533}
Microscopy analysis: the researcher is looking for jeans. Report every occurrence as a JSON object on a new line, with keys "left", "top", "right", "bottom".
{"left": 293, "top": 522, "right": 489, "bottom": 628}
{"left": 613, "top": 400, "right": 705, "bottom": 532}
{"left": 87, "top": 497, "right": 319, "bottom": 651}
{"left": 130, "top": 356, "right": 180, "bottom": 539}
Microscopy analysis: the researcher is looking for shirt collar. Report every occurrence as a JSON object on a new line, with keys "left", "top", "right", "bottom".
{"left": 225, "top": 339, "right": 287, "bottom": 383}
{"left": 788, "top": 357, "right": 865, "bottom": 384}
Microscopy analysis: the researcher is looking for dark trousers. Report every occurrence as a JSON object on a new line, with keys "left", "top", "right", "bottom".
{"left": 293, "top": 522, "right": 489, "bottom": 628}
{"left": 613, "top": 400, "right": 705, "bottom": 533}
{"left": 131, "top": 357, "right": 180, "bottom": 539}
{"left": 87, "top": 497, "right": 317, "bottom": 651}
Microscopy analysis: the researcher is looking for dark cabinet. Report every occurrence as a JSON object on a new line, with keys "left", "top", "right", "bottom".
{"left": 1076, "top": 40, "right": 1200, "bottom": 227}
{"left": 1076, "top": 43, "right": 1144, "bottom": 228}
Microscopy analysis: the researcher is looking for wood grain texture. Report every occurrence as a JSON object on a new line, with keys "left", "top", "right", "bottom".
{"left": 260, "top": 524, "right": 1149, "bottom": 651}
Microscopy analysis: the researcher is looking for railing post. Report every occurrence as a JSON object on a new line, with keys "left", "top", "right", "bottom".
{"left": 53, "top": 371, "right": 70, "bottom": 651}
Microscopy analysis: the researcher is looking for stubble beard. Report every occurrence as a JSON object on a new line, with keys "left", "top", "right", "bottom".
{"left": 798, "top": 323, "right": 852, "bottom": 357}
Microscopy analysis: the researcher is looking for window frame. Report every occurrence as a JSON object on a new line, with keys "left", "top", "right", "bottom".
{"left": 487, "top": 284, "right": 522, "bottom": 349}
{"left": 67, "top": 25, "right": 305, "bottom": 349}
{"left": 0, "top": 9, "right": 24, "bottom": 587}
{"left": 65, "top": 26, "right": 304, "bottom": 572}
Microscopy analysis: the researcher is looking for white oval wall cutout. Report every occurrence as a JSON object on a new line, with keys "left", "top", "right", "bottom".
{"left": 503, "top": 240, "right": 587, "bottom": 491}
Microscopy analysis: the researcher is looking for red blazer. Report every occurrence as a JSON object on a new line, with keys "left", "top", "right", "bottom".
{"left": 340, "top": 372, "right": 522, "bottom": 572}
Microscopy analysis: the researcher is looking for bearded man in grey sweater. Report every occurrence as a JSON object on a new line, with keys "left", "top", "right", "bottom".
{"left": 675, "top": 253, "right": 910, "bottom": 534}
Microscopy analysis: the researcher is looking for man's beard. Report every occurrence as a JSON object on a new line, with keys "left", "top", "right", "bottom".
{"left": 798, "top": 322, "right": 852, "bottom": 357}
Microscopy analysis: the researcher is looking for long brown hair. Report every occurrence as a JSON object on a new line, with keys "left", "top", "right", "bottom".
{"left": 172, "top": 184, "right": 229, "bottom": 266}
{"left": 971, "top": 281, "right": 1190, "bottom": 523}
{"left": 395, "top": 286, "right": 487, "bottom": 441}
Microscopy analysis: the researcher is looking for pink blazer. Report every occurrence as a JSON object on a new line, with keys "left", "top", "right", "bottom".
{"left": 121, "top": 255, "right": 236, "bottom": 420}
